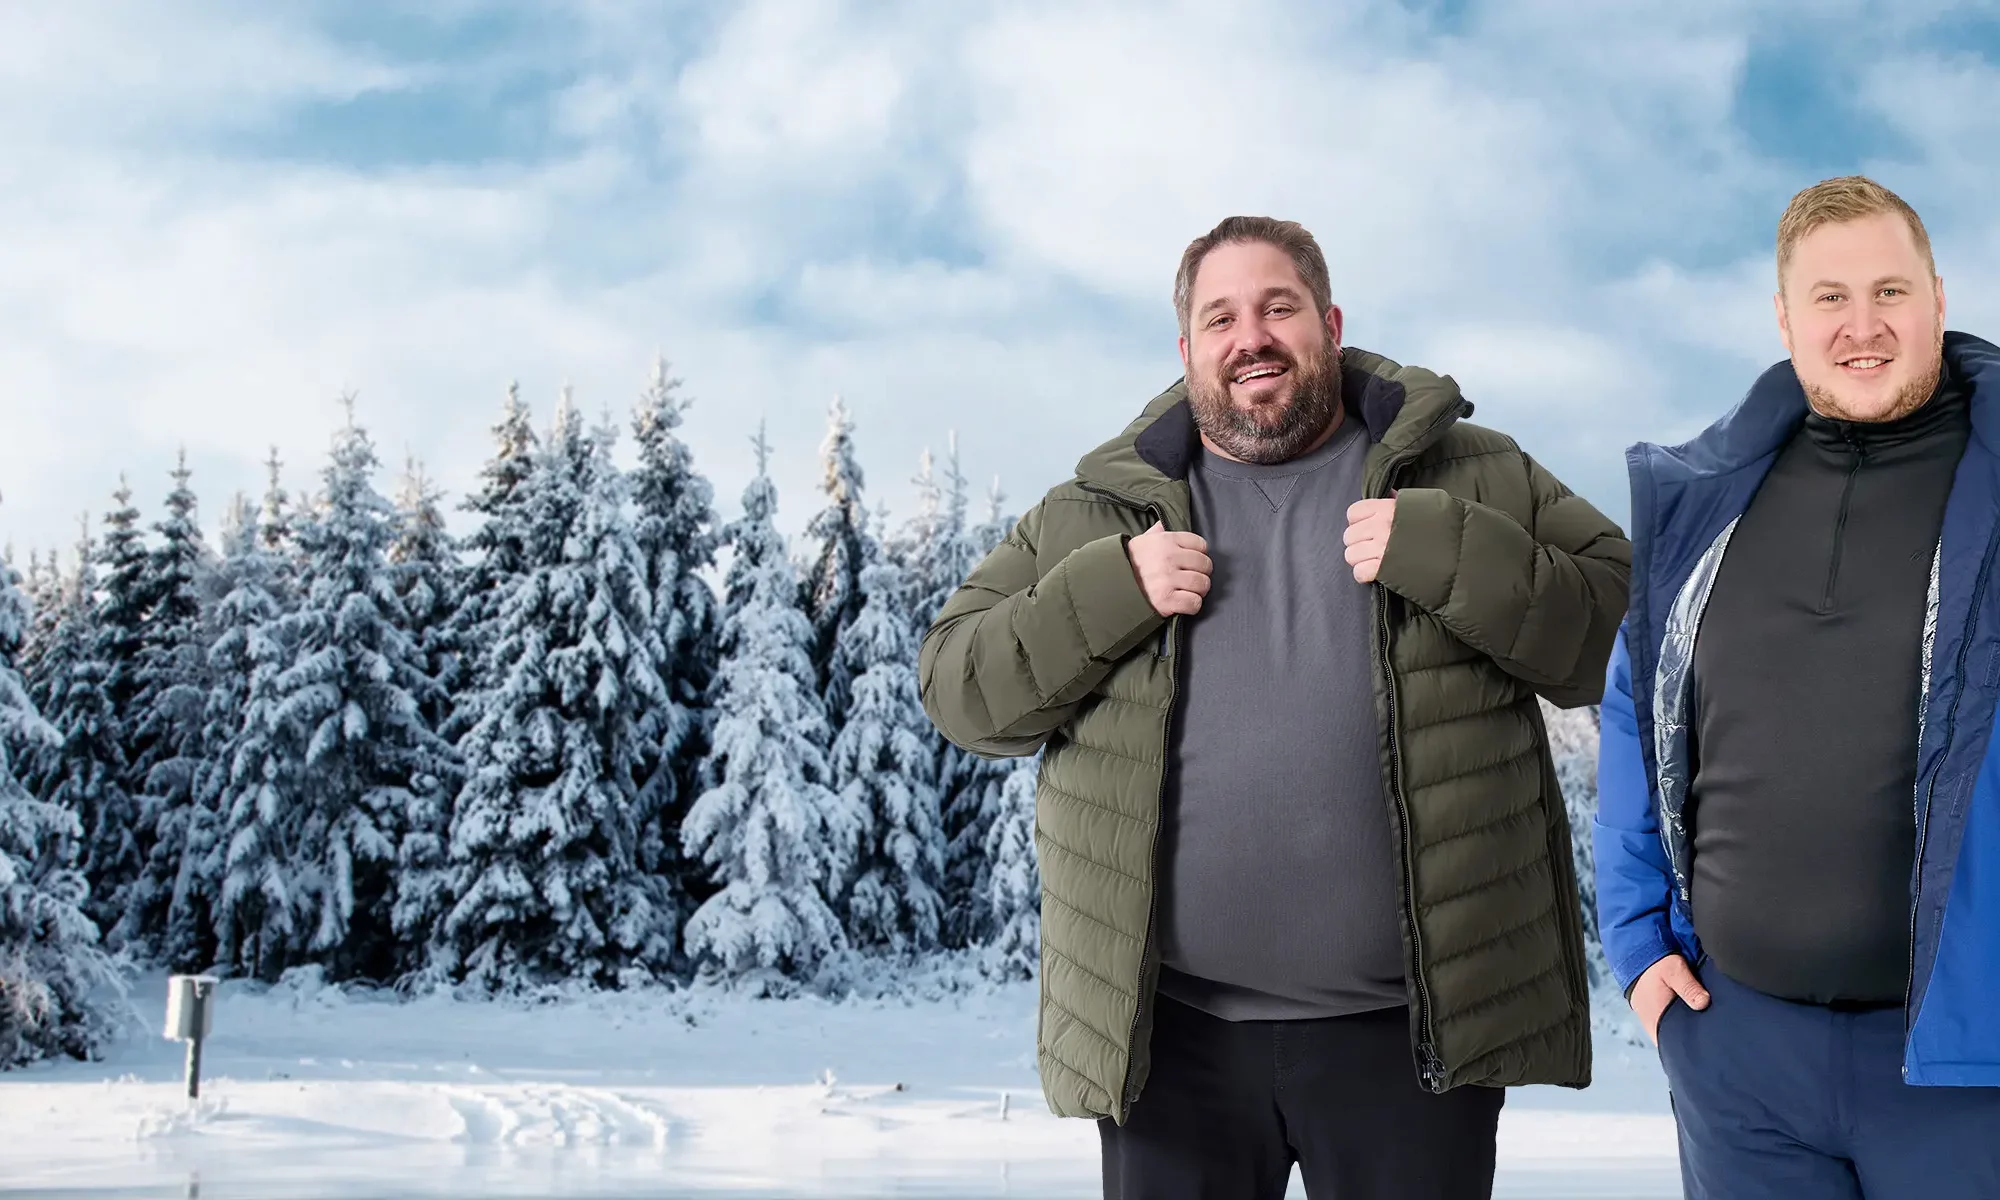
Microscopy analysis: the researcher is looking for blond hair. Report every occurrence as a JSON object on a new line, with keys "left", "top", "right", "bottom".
{"left": 1174, "top": 216, "right": 1333, "bottom": 339}
{"left": 1777, "top": 176, "right": 1936, "bottom": 288}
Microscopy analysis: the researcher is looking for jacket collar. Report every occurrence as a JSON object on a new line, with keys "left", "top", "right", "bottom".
{"left": 1635, "top": 332, "right": 2000, "bottom": 484}
{"left": 1073, "top": 346, "right": 1475, "bottom": 501}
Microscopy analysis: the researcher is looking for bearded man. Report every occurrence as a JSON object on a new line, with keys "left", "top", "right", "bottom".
{"left": 919, "top": 215, "right": 1631, "bottom": 1200}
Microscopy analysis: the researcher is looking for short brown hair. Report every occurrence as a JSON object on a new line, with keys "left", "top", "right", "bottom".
{"left": 1174, "top": 216, "right": 1333, "bottom": 338}
{"left": 1776, "top": 176, "right": 1936, "bottom": 288}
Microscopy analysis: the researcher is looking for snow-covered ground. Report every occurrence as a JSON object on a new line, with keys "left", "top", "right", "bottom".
{"left": 1, "top": 973, "right": 1681, "bottom": 1198}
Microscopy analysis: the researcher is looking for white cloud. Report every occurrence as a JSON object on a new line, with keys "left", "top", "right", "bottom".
{"left": 2, "top": 0, "right": 1998, "bottom": 570}
{"left": 677, "top": 0, "right": 913, "bottom": 164}
{"left": 1596, "top": 257, "right": 1785, "bottom": 371}
{"left": 0, "top": 1, "right": 407, "bottom": 145}
{"left": 958, "top": 0, "right": 1572, "bottom": 314}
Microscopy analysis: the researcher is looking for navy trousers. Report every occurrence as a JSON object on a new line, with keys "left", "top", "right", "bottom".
{"left": 1657, "top": 967, "right": 2000, "bottom": 1199}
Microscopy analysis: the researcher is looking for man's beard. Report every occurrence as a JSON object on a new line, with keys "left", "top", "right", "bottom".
{"left": 1802, "top": 325, "right": 1945, "bottom": 423}
{"left": 1187, "top": 334, "right": 1343, "bottom": 464}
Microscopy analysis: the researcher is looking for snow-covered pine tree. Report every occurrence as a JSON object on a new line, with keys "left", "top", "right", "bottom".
{"left": 257, "top": 448, "right": 295, "bottom": 559}
{"left": 939, "top": 477, "right": 1022, "bottom": 948}
{"left": 22, "top": 532, "right": 89, "bottom": 731}
{"left": 18, "top": 550, "right": 47, "bottom": 606}
{"left": 209, "top": 487, "right": 300, "bottom": 981}
{"left": 803, "top": 395, "right": 870, "bottom": 723}
{"left": 974, "top": 477, "right": 1015, "bottom": 554}
{"left": 446, "top": 385, "right": 538, "bottom": 741}
{"left": 909, "top": 439, "right": 989, "bottom": 948}
{"left": 0, "top": 541, "right": 121, "bottom": 1069}
{"left": 79, "top": 480, "right": 149, "bottom": 939}
{"left": 1540, "top": 699, "right": 1608, "bottom": 991}
{"left": 385, "top": 461, "right": 464, "bottom": 969}
{"left": 210, "top": 496, "right": 256, "bottom": 596}
{"left": 682, "top": 426, "right": 861, "bottom": 984}
{"left": 829, "top": 549, "right": 943, "bottom": 955}
{"left": 891, "top": 448, "right": 940, "bottom": 616}
{"left": 202, "top": 454, "right": 305, "bottom": 978}
{"left": 981, "top": 756, "right": 1041, "bottom": 981}
{"left": 23, "top": 521, "right": 121, "bottom": 892}
{"left": 219, "top": 403, "right": 448, "bottom": 983}
{"left": 20, "top": 551, "right": 63, "bottom": 680}
{"left": 887, "top": 436, "right": 982, "bottom": 639}
{"left": 390, "top": 459, "right": 463, "bottom": 733}
{"left": 869, "top": 502, "right": 891, "bottom": 553}
{"left": 419, "top": 396, "right": 539, "bottom": 978}
{"left": 438, "top": 399, "right": 675, "bottom": 989}
{"left": 250, "top": 450, "right": 302, "bottom": 636}
{"left": 160, "top": 497, "right": 255, "bottom": 973}
{"left": 920, "top": 434, "right": 980, "bottom": 633}
{"left": 14, "top": 549, "right": 59, "bottom": 759}
{"left": 121, "top": 454, "right": 213, "bottom": 960}
{"left": 628, "top": 357, "right": 721, "bottom": 929}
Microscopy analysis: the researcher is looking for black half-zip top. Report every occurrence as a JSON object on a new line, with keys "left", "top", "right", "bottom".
{"left": 1689, "top": 368, "right": 1970, "bottom": 1005}
{"left": 1801, "top": 375, "right": 1971, "bottom": 613}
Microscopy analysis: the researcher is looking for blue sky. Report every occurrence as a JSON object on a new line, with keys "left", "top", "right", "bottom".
{"left": 4, "top": 0, "right": 2000, "bottom": 563}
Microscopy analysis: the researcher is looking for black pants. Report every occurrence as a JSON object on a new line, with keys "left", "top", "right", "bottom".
{"left": 1099, "top": 995, "right": 1504, "bottom": 1200}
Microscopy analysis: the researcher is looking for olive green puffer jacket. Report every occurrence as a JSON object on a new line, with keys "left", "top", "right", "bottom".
{"left": 919, "top": 348, "right": 1631, "bottom": 1122}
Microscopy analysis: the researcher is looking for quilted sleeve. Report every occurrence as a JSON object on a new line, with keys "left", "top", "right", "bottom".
{"left": 1595, "top": 627, "right": 1681, "bottom": 993}
{"left": 1373, "top": 452, "right": 1631, "bottom": 707}
{"left": 919, "top": 498, "right": 1165, "bottom": 757}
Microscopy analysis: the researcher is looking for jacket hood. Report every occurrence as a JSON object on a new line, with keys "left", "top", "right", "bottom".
{"left": 1073, "top": 346, "right": 1476, "bottom": 501}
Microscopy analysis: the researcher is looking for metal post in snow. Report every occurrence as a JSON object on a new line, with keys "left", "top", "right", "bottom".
{"left": 185, "top": 1032, "right": 203, "bottom": 1101}
{"left": 164, "top": 975, "right": 217, "bottom": 1104}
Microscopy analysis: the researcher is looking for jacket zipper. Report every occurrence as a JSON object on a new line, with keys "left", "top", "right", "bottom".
{"left": 1073, "top": 480, "right": 1181, "bottom": 1120}
{"left": 1903, "top": 518, "right": 2000, "bottom": 1045}
{"left": 1375, "top": 577, "right": 1446, "bottom": 1090}
{"left": 1120, "top": 500, "right": 1179, "bottom": 1119}
{"left": 1372, "top": 403, "right": 1465, "bottom": 1094}
{"left": 1821, "top": 432, "right": 1865, "bottom": 613}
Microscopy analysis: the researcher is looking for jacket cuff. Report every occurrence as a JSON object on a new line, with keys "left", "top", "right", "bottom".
{"left": 1610, "top": 926, "right": 1678, "bottom": 997}
{"left": 1065, "top": 533, "right": 1165, "bottom": 661}
{"left": 1372, "top": 487, "right": 1466, "bottom": 611}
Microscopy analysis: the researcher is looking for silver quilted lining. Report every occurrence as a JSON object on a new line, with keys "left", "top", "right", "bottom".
{"left": 1917, "top": 539, "right": 1941, "bottom": 818}
{"left": 1651, "top": 519, "right": 1739, "bottom": 905}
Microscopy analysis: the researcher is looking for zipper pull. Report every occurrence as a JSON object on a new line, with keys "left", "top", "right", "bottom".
{"left": 1147, "top": 503, "right": 1176, "bottom": 660}
{"left": 1418, "top": 1043, "right": 1447, "bottom": 1092}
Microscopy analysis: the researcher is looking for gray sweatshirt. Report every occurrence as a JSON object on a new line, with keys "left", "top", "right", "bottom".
{"left": 1155, "top": 415, "right": 1409, "bottom": 1021}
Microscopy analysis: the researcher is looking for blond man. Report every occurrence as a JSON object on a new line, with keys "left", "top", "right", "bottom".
{"left": 1597, "top": 176, "right": 2000, "bottom": 1198}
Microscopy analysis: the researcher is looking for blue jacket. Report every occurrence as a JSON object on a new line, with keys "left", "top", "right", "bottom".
{"left": 1597, "top": 332, "right": 2000, "bottom": 1086}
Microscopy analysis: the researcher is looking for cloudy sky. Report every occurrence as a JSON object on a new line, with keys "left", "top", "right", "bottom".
{"left": 4, "top": 0, "right": 1999, "bottom": 564}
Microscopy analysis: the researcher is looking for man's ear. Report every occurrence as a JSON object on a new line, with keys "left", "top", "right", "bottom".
{"left": 1773, "top": 291, "right": 1792, "bottom": 355}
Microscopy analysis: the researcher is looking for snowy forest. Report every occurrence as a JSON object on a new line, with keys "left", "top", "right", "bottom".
{"left": 0, "top": 358, "right": 1606, "bottom": 1072}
